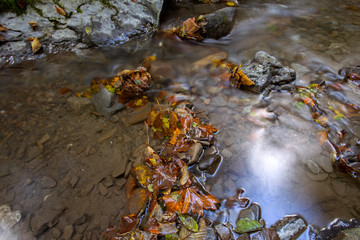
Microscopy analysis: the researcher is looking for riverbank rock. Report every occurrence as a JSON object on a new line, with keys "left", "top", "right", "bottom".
{"left": 309, "top": 219, "right": 360, "bottom": 240}
{"left": 271, "top": 215, "right": 307, "bottom": 240}
{"left": 241, "top": 51, "right": 296, "bottom": 95}
{"left": 0, "top": 0, "right": 164, "bottom": 66}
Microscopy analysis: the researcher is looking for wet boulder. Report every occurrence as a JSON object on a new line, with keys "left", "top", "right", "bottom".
{"left": 0, "top": 0, "right": 164, "bottom": 66}
{"left": 309, "top": 219, "right": 360, "bottom": 240}
{"left": 91, "top": 85, "right": 124, "bottom": 120}
{"left": 203, "top": 7, "right": 237, "bottom": 39}
{"left": 271, "top": 215, "right": 307, "bottom": 240}
{"left": 241, "top": 51, "right": 296, "bottom": 95}
{"left": 338, "top": 66, "right": 360, "bottom": 78}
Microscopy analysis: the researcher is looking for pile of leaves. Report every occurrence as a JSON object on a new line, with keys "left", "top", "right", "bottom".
{"left": 212, "top": 58, "right": 255, "bottom": 88}
{"left": 172, "top": 16, "right": 207, "bottom": 41}
{"left": 103, "top": 102, "right": 220, "bottom": 239}
{"left": 296, "top": 83, "right": 360, "bottom": 183}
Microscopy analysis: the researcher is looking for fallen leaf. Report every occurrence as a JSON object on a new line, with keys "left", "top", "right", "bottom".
{"left": 17, "top": 0, "right": 26, "bottom": 9}
{"left": 85, "top": 26, "right": 92, "bottom": 35}
{"left": 152, "top": 163, "right": 179, "bottom": 191}
{"left": 177, "top": 212, "right": 198, "bottom": 232}
{"left": 103, "top": 214, "right": 138, "bottom": 238}
{"left": 235, "top": 217, "right": 262, "bottom": 234}
{"left": 317, "top": 130, "right": 328, "bottom": 145}
{"left": 226, "top": 2, "right": 235, "bottom": 6}
{"left": 169, "top": 128, "right": 181, "bottom": 145}
{"left": 129, "top": 188, "right": 151, "bottom": 215}
{"left": 59, "top": 87, "right": 72, "bottom": 95}
{"left": 304, "top": 97, "right": 315, "bottom": 107}
{"left": 0, "top": 35, "right": 5, "bottom": 41}
{"left": 132, "top": 163, "right": 152, "bottom": 187}
{"left": 29, "top": 37, "right": 41, "bottom": 53}
{"left": 0, "top": 24, "right": 6, "bottom": 32}
{"left": 162, "top": 187, "right": 219, "bottom": 215}
{"left": 55, "top": 6, "right": 66, "bottom": 16}
{"left": 28, "top": 21, "right": 38, "bottom": 30}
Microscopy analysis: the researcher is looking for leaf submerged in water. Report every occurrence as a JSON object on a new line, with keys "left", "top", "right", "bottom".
{"left": 176, "top": 212, "right": 198, "bottom": 232}
{"left": 235, "top": 217, "right": 262, "bottom": 234}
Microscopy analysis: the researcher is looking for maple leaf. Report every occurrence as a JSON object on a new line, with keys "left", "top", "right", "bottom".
{"left": 162, "top": 187, "right": 219, "bottom": 216}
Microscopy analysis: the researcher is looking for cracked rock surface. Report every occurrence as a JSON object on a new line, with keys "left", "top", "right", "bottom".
{"left": 0, "top": 0, "right": 163, "bottom": 66}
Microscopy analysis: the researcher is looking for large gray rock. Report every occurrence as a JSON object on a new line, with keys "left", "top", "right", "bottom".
{"left": 241, "top": 51, "right": 296, "bottom": 95}
{"left": 271, "top": 215, "right": 307, "bottom": 240}
{"left": 0, "top": 0, "right": 163, "bottom": 66}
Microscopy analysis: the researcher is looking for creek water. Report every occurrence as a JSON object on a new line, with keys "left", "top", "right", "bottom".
{"left": 1, "top": 0, "right": 360, "bottom": 239}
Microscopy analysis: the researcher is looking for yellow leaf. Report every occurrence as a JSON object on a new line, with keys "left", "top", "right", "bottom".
{"left": 29, "top": 37, "right": 41, "bottom": 53}
{"left": 226, "top": 2, "right": 235, "bottom": 6}
{"left": 85, "top": 26, "right": 92, "bottom": 35}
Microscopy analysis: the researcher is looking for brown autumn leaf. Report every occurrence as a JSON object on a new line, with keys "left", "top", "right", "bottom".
{"left": 0, "top": 24, "right": 6, "bottom": 32}
{"left": 0, "top": 35, "right": 5, "bottom": 41}
{"left": 17, "top": 0, "right": 26, "bottom": 9}
{"left": 55, "top": 6, "right": 66, "bottom": 16}
{"left": 29, "top": 37, "right": 41, "bottom": 53}
{"left": 129, "top": 187, "right": 151, "bottom": 215}
{"left": 317, "top": 130, "right": 328, "bottom": 145}
{"left": 304, "top": 97, "right": 315, "bottom": 107}
{"left": 162, "top": 186, "right": 219, "bottom": 215}
{"left": 182, "top": 18, "right": 200, "bottom": 36}
{"left": 152, "top": 162, "right": 179, "bottom": 191}
{"left": 59, "top": 87, "right": 72, "bottom": 95}
{"left": 28, "top": 21, "right": 38, "bottom": 30}
{"left": 103, "top": 214, "right": 138, "bottom": 238}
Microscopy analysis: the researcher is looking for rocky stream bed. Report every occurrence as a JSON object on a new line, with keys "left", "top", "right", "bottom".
{"left": 1, "top": 0, "right": 360, "bottom": 239}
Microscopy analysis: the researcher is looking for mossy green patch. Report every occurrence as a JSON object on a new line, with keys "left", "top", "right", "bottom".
{"left": 0, "top": 0, "right": 41, "bottom": 14}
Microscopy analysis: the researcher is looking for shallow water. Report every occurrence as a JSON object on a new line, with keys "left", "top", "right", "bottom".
{"left": 1, "top": 0, "right": 360, "bottom": 238}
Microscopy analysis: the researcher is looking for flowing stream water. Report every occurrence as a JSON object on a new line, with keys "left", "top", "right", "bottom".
{"left": 1, "top": 0, "right": 360, "bottom": 239}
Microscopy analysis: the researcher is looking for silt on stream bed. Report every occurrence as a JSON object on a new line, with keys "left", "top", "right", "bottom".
{"left": 0, "top": 0, "right": 360, "bottom": 239}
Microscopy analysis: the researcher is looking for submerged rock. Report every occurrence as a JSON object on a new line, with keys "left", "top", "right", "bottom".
{"left": 0, "top": 0, "right": 164, "bottom": 66}
{"left": 309, "top": 219, "right": 360, "bottom": 240}
{"left": 241, "top": 51, "right": 296, "bottom": 95}
{"left": 271, "top": 215, "right": 307, "bottom": 240}
{"left": 91, "top": 85, "right": 125, "bottom": 119}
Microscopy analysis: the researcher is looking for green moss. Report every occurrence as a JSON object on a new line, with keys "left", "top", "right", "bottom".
{"left": 0, "top": 0, "right": 41, "bottom": 14}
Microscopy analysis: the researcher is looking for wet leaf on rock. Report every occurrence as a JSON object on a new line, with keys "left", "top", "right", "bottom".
{"left": 129, "top": 187, "right": 151, "bottom": 215}
{"left": 172, "top": 16, "right": 207, "bottom": 41}
{"left": 235, "top": 217, "right": 263, "bottom": 234}
{"left": 162, "top": 187, "right": 219, "bottom": 215}
{"left": 55, "top": 6, "right": 66, "bottom": 16}
{"left": 132, "top": 163, "right": 152, "bottom": 187}
{"left": 179, "top": 218, "right": 207, "bottom": 240}
{"left": 103, "top": 214, "right": 138, "bottom": 238}
{"left": 59, "top": 87, "right": 72, "bottom": 95}
{"left": 28, "top": 21, "right": 38, "bottom": 30}
{"left": 28, "top": 37, "right": 41, "bottom": 53}
{"left": 231, "top": 66, "right": 255, "bottom": 88}
{"left": 177, "top": 212, "right": 198, "bottom": 232}
{"left": 152, "top": 162, "right": 179, "bottom": 191}
{"left": 166, "top": 233, "right": 179, "bottom": 240}
{"left": 0, "top": 24, "right": 7, "bottom": 32}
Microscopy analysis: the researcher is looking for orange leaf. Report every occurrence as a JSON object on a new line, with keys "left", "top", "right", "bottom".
{"left": 304, "top": 97, "right": 315, "bottom": 107}
{"left": 55, "top": 6, "right": 66, "bottom": 16}
{"left": 169, "top": 128, "right": 181, "bottom": 145}
{"left": 317, "top": 131, "right": 328, "bottom": 145}
{"left": 29, "top": 37, "right": 41, "bottom": 53}
{"left": 162, "top": 187, "right": 219, "bottom": 215}
{"left": 59, "top": 87, "right": 72, "bottom": 95}
{"left": 28, "top": 21, "right": 38, "bottom": 30}
{"left": 0, "top": 24, "right": 6, "bottom": 32}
